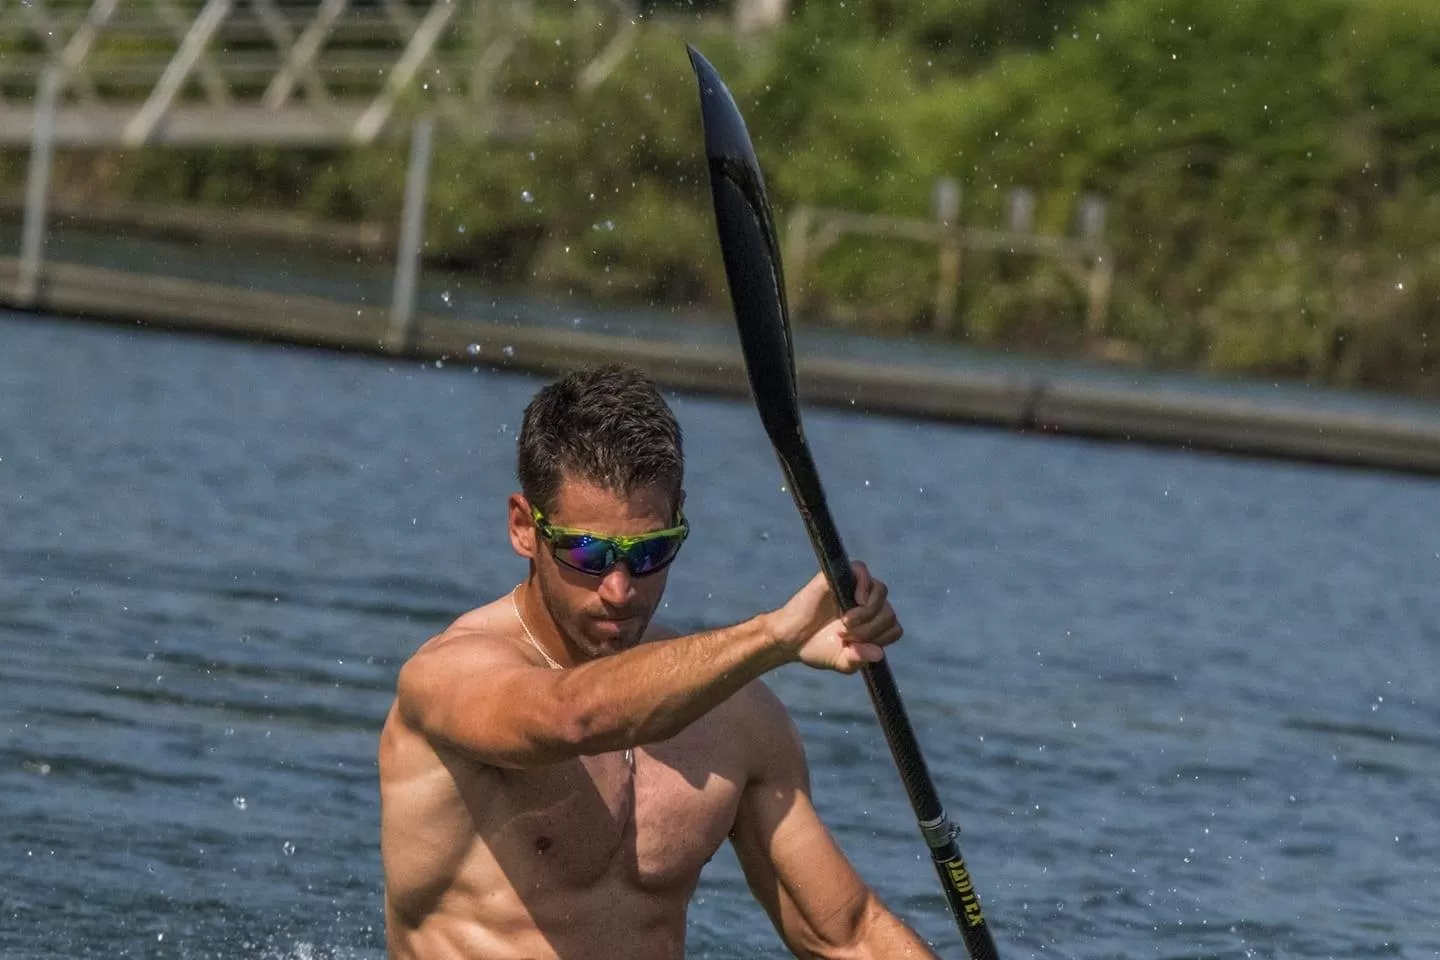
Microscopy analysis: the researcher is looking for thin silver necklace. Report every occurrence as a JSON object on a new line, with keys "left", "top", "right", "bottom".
{"left": 511, "top": 586, "right": 634, "bottom": 771}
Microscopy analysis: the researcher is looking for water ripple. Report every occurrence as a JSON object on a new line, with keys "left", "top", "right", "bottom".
{"left": 4, "top": 316, "right": 1439, "bottom": 958}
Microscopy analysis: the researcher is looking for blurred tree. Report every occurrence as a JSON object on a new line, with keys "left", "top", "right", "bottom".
{"left": 788, "top": 0, "right": 1109, "bottom": 69}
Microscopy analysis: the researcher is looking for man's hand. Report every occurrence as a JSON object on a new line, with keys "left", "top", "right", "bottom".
{"left": 765, "top": 562, "right": 903, "bottom": 674}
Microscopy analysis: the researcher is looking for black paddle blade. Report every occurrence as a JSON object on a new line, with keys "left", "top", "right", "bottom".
{"left": 688, "top": 44, "right": 856, "bottom": 604}
{"left": 686, "top": 45, "right": 804, "bottom": 459}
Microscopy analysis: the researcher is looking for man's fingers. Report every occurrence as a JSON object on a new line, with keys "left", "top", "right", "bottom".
{"left": 843, "top": 607, "right": 901, "bottom": 645}
{"left": 843, "top": 578, "right": 888, "bottom": 626}
{"left": 872, "top": 623, "right": 903, "bottom": 648}
{"left": 851, "top": 561, "right": 871, "bottom": 605}
{"left": 865, "top": 578, "right": 888, "bottom": 614}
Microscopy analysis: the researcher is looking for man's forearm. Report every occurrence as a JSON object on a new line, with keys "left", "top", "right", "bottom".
{"left": 553, "top": 616, "right": 791, "bottom": 753}
{"left": 848, "top": 900, "right": 940, "bottom": 960}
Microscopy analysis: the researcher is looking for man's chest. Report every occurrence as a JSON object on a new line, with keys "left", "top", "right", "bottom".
{"left": 472, "top": 725, "right": 747, "bottom": 893}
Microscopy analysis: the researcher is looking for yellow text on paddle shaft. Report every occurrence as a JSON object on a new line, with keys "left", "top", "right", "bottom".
{"left": 943, "top": 857, "right": 986, "bottom": 928}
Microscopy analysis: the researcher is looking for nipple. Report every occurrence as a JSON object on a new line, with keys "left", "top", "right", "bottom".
{"left": 535, "top": 836, "right": 553, "bottom": 854}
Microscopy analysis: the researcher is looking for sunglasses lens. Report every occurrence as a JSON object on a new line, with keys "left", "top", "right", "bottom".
{"left": 552, "top": 535, "right": 616, "bottom": 575}
{"left": 542, "top": 523, "right": 686, "bottom": 578}
{"left": 624, "top": 535, "right": 684, "bottom": 576}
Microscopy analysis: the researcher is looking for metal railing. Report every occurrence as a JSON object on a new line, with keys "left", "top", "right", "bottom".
{"left": 0, "top": 0, "right": 643, "bottom": 144}
{"left": 2, "top": 0, "right": 644, "bottom": 345}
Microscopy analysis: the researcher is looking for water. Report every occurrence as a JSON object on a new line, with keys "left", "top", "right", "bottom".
{"left": 2, "top": 312, "right": 1439, "bottom": 959}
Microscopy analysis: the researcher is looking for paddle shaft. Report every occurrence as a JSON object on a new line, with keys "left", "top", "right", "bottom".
{"left": 775, "top": 438, "right": 1001, "bottom": 960}
{"left": 685, "top": 44, "right": 1002, "bottom": 957}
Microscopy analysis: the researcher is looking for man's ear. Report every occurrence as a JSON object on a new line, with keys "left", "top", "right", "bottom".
{"left": 508, "top": 493, "right": 537, "bottom": 560}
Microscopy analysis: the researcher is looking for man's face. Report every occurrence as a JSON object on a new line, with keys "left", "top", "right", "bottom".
{"left": 509, "top": 477, "right": 679, "bottom": 661}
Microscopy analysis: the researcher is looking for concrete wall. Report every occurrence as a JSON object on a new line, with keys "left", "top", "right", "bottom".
{"left": 3, "top": 257, "right": 1439, "bottom": 478}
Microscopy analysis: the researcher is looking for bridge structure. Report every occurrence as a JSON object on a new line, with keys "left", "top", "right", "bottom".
{"left": 0, "top": 0, "right": 647, "bottom": 146}
{"left": 0, "top": 0, "right": 652, "bottom": 337}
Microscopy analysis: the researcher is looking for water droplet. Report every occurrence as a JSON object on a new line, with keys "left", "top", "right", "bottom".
{"left": 603, "top": 219, "right": 615, "bottom": 232}
{"left": 502, "top": 345, "right": 515, "bottom": 358}
{"left": 521, "top": 190, "right": 534, "bottom": 204}
{"left": 233, "top": 796, "right": 248, "bottom": 810}
{"left": 1396, "top": 282, "right": 1405, "bottom": 291}
{"left": 283, "top": 841, "right": 297, "bottom": 856}
{"left": 441, "top": 290, "right": 452, "bottom": 305}
{"left": 457, "top": 224, "right": 466, "bottom": 234}
{"left": 466, "top": 343, "right": 482, "bottom": 356}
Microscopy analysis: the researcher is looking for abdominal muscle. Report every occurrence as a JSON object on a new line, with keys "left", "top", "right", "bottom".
{"left": 379, "top": 702, "right": 748, "bottom": 960}
{"left": 384, "top": 879, "right": 691, "bottom": 960}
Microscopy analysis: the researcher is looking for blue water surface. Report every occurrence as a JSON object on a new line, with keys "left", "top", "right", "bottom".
{"left": 2, "top": 312, "right": 1438, "bottom": 959}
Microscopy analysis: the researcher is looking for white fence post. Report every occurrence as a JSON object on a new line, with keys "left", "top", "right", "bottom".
{"left": 386, "top": 115, "right": 435, "bottom": 353}
{"left": 19, "top": 67, "right": 60, "bottom": 308}
{"left": 932, "top": 177, "right": 962, "bottom": 335}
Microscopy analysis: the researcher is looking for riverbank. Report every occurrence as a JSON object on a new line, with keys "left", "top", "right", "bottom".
{"left": 4, "top": 255, "right": 1439, "bottom": 478}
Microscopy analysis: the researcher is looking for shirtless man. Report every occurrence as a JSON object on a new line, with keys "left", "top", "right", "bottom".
{"left": 379, "top": 364, "right": 939, "bottom": 959}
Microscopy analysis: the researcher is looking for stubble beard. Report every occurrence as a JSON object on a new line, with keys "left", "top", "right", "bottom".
{"left": 569, "top": 606, "right": 656, "bottom": 660}
{"left": 533, "top": 569, "right": 659, "bottom": 662}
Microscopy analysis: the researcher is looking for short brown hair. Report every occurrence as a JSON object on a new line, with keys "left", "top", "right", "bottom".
{"left": 517, "top": 364, "right": 684, "bottom": 514}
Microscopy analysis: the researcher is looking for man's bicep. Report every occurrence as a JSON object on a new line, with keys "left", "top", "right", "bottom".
{"left": 396, "top": 640, "right": 576, "bottom": 767}
{"left": 729, "top": 691, "right": 875, "bottom": 954}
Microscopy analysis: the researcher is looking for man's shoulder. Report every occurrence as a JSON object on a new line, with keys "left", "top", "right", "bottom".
{"left": 712, "top": 675, "right": 803, "bottom": 779}
{"left": 404, "top": 598, "right": 528, "bottom": 670}
{"left": 729, "top": 674, "right": 789, "bottom": 718}
{"left": 713, "top": 677, "right": 807, "bottom": 793}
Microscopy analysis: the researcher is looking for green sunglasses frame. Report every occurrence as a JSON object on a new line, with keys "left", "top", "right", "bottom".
{"left": 531, "top": 506, "right": 690, "bottom": 577}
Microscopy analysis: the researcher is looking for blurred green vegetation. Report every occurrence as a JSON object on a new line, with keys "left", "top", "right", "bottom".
{"left": 11, "top": 0, "right": 1440, "bottom": 393}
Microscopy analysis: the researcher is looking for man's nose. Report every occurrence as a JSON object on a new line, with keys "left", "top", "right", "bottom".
{"left": 597, "top": 563, "right": 635, "bottom": 606}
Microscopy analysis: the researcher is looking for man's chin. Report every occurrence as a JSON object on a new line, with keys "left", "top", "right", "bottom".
{"left": 582, "top": 617, "right": 645, "bottom": 655}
